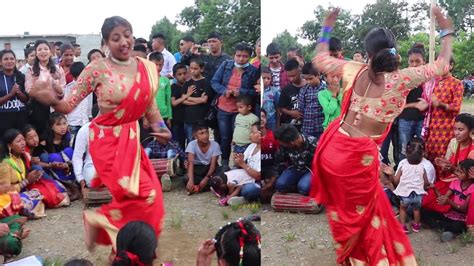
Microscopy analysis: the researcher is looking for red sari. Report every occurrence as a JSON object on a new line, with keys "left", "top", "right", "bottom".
{"left": 83, "top": 59, "right": 164, "bottom": 248}
{"left": 309, "top": 64, "right": 416, "bottom": 265}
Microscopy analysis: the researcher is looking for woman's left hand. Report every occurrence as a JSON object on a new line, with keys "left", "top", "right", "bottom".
{"left": 436, "top": 195, "right": 448, "bottom": 205}
{"left": 234, "top": 153, "right": 244, "bottom": 167}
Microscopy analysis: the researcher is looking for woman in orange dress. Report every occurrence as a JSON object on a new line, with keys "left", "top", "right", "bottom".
{"left": 28, "top": 16, "right": 171, "bottom": 253}
{"left": 309, "top": 7, "right": 453, "bottom": 265}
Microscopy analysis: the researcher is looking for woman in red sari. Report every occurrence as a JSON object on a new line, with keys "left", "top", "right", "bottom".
{"left": 422, "top": 113, "right": 473, "bottom": 214}
{"left": 28, "top": 16, "right": 171, "bottom": 253}
{"left": 309, "top": 7, "right": 453, "bottom": 265}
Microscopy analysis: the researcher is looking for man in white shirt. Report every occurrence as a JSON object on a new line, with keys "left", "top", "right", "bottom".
{"left": 72, "top": 122, "right": 95, "bottom": 192}
{"left": 64, "top": 62, "right": 92, "bottom": 137}
{"left": 151, "top": 33, "right": 176, "bottom": 79}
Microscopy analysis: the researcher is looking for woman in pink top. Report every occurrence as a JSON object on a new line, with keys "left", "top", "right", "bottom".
{"left": 25, "top": 40, "right": 66, "bottom": 136}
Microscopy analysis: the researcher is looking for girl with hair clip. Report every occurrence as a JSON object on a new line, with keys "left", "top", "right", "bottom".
{"left": 309, "top": 6, "right": 454, "bottom": 265}
{"left": 196, "top": 219, "right": 261, "bottom": 266}
{"left": 112, "top": 221, "right": 158, "bottom": 266}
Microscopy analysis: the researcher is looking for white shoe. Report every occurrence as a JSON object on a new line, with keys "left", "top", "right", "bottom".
{"left": 227, "top": 196, "right": 248, "bottom": 206}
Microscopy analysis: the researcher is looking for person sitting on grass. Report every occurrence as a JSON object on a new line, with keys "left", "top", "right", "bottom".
{"left": 196, "top": 219, "right": 261, "bottom": 266}
{"left": 210, "top": 122, "right": 261, "bottom": 206}
{"left": 421, "top": 158, "right": 474, "bottom": 242}
{"left": 184, "top": 122, "right": 221, "bottom": 194}
{"left": 112, "top": 221, "right": 157, "bottom": 266}
{"left": 271, "top": 124, "right": 317, "bottom": 196}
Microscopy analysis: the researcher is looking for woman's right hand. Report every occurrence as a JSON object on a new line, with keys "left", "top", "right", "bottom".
{"left": 323, "top": 8, "right": 340, "bottom": 28}
{"left": 28, "top": 76, "right": 59, "bottom": 106}
{"left": 26, "top": 170, "right": 42, "bottom": 184}
{"left": 432, "top": 6, "right": 453, "bottom": 30}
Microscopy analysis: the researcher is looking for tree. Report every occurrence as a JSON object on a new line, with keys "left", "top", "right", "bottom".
{"left": 299, "top": 6, "right": 357, "bottom": 52}
{"left": 452, "top": 32, "right": 474, "bottom": 78}
{"left": 178, "top": 0, "right": 260, "bottom": 53}
{"left": 271, "top": 30, "right": 300, "bottom": 62}
{"left": 439, "top": 0, "right": 474, "bottom": 33}
{"left": 150, "top": 17, "right": 183, "bottom": 53}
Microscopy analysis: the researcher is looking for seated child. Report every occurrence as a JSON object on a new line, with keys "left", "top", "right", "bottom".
{"left": 112, "top": 221, "right": 157, "bottom": 266}
{"left": 421, "top": 159, "right": 474, "bottom": 242}
{"left": 196, "top": 219, "right": 261, "bottom": 266}
{"left": 233, "top": 95, "right": 259, "bottom": 154}
{"left": 210, "top": 123, "right": 261, "bottom": 206}
{"left": 184, "top": 122, "right": 221, "bottom": 194}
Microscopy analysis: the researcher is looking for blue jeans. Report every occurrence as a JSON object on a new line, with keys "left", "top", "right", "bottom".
{"left": 399, "top": 191, "right": 423, "bottom": 210}
{"left": 233, "top": 144, "right": 249, "bottom": 154}
{"left": 217, "top": 109, "right": 237, "bottom": 161}
{"left": 184, "top": 123, "right": 194, "bottom": 144}
{"left": 275, "top": 168, "right": 311, "bottom": 196}
{"left": 240, "top": 183, "right": 261, "bottom": 202}
{"left": 398, "top": 119, "right": 423, "bottom": 161}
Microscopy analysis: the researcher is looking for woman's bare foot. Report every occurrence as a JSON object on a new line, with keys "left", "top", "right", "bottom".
{"left": 84, "top": 220, "right": 98, "bottom": 251}
{"left": 20, "top": 228, "right": 31, "bottom": 239}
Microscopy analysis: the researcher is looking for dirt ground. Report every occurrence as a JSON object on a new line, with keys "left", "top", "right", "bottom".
{"left": 12, "top": 100, "right": 474, "bottom": 265}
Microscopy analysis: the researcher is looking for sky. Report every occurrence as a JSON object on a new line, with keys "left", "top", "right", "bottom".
{"left": 0, "top": 0, "right": 195, "bottom": 39}
{"left": 261, "top": 0, "right": 428, "bottom": 49}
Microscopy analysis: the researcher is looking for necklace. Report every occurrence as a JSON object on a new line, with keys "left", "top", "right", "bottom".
{"left": 110, "top": 56, "right": 132, "bottom": 66}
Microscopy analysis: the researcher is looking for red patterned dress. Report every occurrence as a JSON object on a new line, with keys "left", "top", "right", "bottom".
{"left": 424, "top": 75, "right": 463, "bottom": 162}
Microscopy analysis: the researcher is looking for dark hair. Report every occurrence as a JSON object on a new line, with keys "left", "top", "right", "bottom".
{"left": 101, "top": 16, "right": 133, "bottom": 41}
{"left": 302, "top": 62, "right": 320, "bottom": 76}
{"left": 172, "top": 63, "right": 187, "bottom": 76}
{"left": 1, "top": 129, "right": 22, "bottom": 160}
{"left": 43, "top": 112, "right": 70, "bottom": 153}
{"left": 234, "top": 42, "right": 253, "bottom": 56}
{"left": 284, "top": 58, "right": 300, "bottom": 72}
{"left": 192, "top": 121, "right": 209, "bottom": 133}
{"left": 406, "top": 137, "right": 424, "bottom": 165}
{"left": 87, "top": 49, "right": 106, "bottom": 63}
{"left": 190, "top": 57, "right": 205, "bottom": 68}
{"left": 261, "top": 108, "right": 267, "bottom": 115}
{"left": 135, "top": 37, "right": 147, "bottom": 45}
{"left": 54, "top": 41, "right": 63, "bottom": 47}
{"left": 329, "top": 37, "right": 342, "bottom": 52}
{"left": 288, "top": 46, "right": 303, "bottom": 57}
{"left": 364, "top": 28, "right": 399, "bottom": 79}
{"left": 60, "top": 43, "right": 74, "bottom": 56}
{"left": 458, "top": 158, "right": 474, "bottom": 173}
{"left": 64, "top": 259, "right": 94, "bottom": 266}
{"left": 209, "top": 174, "right": 228, "bottom": 196}
{"left": 152, "top": 33, "right": 166, "bottom": 41}
{"left": 32, "top": 40, "right": 56, "bottom": 77}
{"left": 21, "top": 124, "right": 36, "bottom": 138}
{"left": 237, "top": 94, "right": 254, "bottom": 107}
{"left": 73, "top": 43, "right": 81, "bottom": 48}
{"left": 207, "top": 31, "right": 222, "bottom": 41}
{"left": 274, "top": 124, "right": 300, "bottom": 143}
{"left": 148, "top": 51, "right": 163, "bottom": 62}
{"left": 455, "top": 113, "right": 474, "bottom": 131}
{"left": 266, "top": 43, "right": 280, "bottom": 56}
{"left": 133, "top": 44, "right": 147, "bottom": 54}
{"left": 0, "top": 49, "right": 16, "bottom": 62}
{"left": 261, "top": 66, "right": 271, "bottom": 75}
{"left": 251, "top": 122, "right": 261, "bottom": 132}
{"left": 24, "top": 46, "right": 35, "bottom": 59}
{"left": 112, "top": 221, "right": 157, "bottom": 266}
{"left": 182, "top": 35, "right": 195, "bottom": 43}
{"left": 214, "top": 220, "right": 261, "bottom": 266}
{"left": 70, "top": 62, "right": 85, "bottom": 78}
{"left": 408, "top": 43, "right": 425, "bottom": 60}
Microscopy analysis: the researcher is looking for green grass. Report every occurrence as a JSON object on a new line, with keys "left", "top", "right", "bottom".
{"left": 243, "top": 201, "right": 262, "bottom": 214}
{"left": 221, "top": 209, "right": 230, "bottom": 220}
{"left": 458, "top": 231, "right": 474, "bottom": 247}
{"left": 283, "top": 232, "right": 296, "bottom": 242}
{"left": 43, "top": 257, "right": 63, "bottom": 266}
{"left": 169, "top": 211, "right": 183, "bottom": 229}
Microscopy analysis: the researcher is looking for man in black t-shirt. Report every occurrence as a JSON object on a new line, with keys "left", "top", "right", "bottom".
{"left": 277, "top": 59, "right": 306, "bottom": 129}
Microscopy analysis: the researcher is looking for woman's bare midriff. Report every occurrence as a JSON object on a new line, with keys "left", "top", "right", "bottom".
{"left": 340, "top": 110, "right": 389, "bottom": 138}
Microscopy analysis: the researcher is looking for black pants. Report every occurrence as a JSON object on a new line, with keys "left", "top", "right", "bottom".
{"left": 0, "top": 111, "right": 28, "bottom": 138}
{"left": 27, "top": 101, "right": 50, "bottom": 137}
{"left": 421, "top": 208, "right": 467, "bottom": 234}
